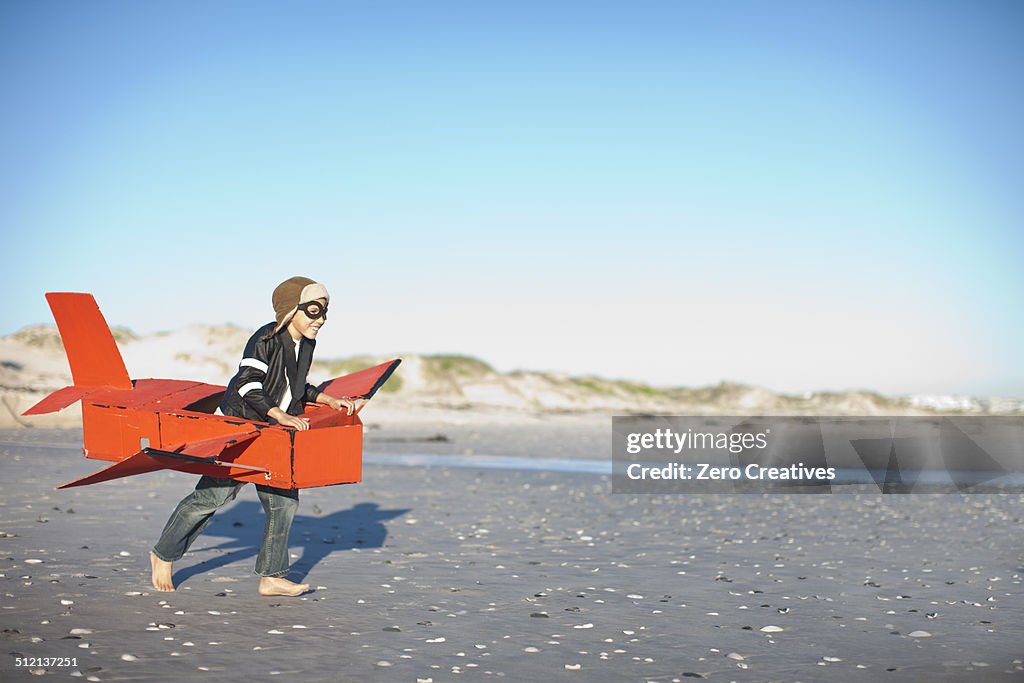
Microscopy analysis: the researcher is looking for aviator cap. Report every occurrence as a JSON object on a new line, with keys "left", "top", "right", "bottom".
{"left": 272, "top": 276, "right": 330, "bottom": 334}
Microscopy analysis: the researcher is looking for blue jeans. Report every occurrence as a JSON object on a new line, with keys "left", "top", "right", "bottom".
{"left": 152, "top": 475, "right": 299, "bottom": 578}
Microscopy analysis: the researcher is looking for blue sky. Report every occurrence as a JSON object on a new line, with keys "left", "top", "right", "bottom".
{"left": 2, "top": 1, "right": 1022, "bottom": 396}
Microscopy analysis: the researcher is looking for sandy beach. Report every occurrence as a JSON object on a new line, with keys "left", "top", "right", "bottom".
{"left": 1, "top": 419, "right": 1022, "bottom": 683}
{"left": 6, "top": 1, "right": 1023, "bottom": 680}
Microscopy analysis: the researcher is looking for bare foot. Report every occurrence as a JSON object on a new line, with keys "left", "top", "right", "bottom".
{"left": 258, "top": 576, "right": 310, "bottom": 597}
{"left": 150, "top": 551, "right": 174, "bottom": 592}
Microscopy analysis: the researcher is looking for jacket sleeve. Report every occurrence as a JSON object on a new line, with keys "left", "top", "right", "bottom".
{"left": 235, "top": 334, "right": 276, "bottom": 420}
{"left": 303, "top": 383, "right": 322, "bottom": 405}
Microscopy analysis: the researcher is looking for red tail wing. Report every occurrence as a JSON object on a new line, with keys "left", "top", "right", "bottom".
{"left": 45, "top": 292, "right": 131, "bottom": 389}
{"left": 23, "top": 386, "right": 91, "bottom": 416}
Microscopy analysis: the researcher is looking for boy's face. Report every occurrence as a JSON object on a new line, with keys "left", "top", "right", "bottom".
{"left": 290, "top": 297, "right": 328, "bottom": 340}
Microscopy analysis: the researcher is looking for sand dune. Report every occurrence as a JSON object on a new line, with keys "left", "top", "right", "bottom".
{"left": 1, "top": 324, "right": 1020, "bottom": 429}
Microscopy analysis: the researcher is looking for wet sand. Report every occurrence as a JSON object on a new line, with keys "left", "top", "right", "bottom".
{"left": 1, "top": 425, "right": 1022, "bottom": 682}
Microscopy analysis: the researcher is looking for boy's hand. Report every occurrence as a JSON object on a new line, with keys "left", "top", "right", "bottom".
{"left": 268, "top": 407, "right": 310, "bottom": 430}
{"left": 325, "top": 396, "right": 365, "bottom": 415}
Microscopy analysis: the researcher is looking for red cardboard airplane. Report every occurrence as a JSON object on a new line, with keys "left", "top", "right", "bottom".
{"left": 24, "top": 293, "right": 400, "bottom": 490}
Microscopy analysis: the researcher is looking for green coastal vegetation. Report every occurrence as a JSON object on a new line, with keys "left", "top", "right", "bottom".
{"left": 310, "top": 351, "right": 938, "bottom": 414}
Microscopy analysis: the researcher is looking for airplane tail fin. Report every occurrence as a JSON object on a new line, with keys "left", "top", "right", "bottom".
{"left": 23, "top": 293, "right": 132, "bottom": 416}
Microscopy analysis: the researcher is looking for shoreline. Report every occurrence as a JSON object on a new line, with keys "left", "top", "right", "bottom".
{"left": 1, "top": 427, "right": 1022, "bottom": 681}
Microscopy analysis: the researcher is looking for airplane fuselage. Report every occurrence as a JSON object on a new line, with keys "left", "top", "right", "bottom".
{"left": 78, "top": 379, "right": 362, "bottom": 489}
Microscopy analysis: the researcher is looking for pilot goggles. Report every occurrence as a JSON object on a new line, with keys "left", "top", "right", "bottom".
{"left": 297, "top": 301, "right": 328, "bottom": 321}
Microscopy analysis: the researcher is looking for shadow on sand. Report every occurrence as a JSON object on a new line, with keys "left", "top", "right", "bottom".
{"left": 172, "top": 501, "right": 410, "bottom": 585}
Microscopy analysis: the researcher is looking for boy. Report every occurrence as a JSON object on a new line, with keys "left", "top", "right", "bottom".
{"left": 150, "top": 276, "right": 358, "bottom": 596}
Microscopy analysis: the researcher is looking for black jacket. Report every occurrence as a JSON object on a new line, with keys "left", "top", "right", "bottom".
{"left": 219, "top": 322, "right": 321, "bottom": 423}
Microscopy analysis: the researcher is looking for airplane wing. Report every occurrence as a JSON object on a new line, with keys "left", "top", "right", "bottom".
{"left": 317, "top": 359, "right": 401, "bottom": 400}
{"left": 57, "top": 429, "right": 262, "bottom": 489}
